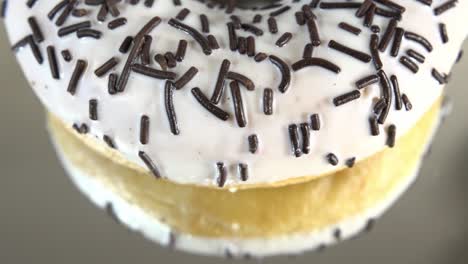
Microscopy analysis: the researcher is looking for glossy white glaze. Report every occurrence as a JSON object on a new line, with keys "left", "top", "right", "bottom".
{"left": 5, "top": 0, "right": 468, "bottom": 186}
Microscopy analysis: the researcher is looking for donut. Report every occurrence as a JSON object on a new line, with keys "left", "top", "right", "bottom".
{"left": 3, "top": 0, "right": 467, "bottom": 258}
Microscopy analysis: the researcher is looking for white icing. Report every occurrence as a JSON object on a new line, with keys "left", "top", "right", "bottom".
{"left": 52, "top": 115, "right": 437, "bottom": 258}
{"left": 5, "top": 0, "right": 468, "bottom": 186}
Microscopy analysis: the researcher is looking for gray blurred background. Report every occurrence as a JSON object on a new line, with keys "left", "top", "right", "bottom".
{"left": 1, "top": 22, "right": 468, "bottom": 264}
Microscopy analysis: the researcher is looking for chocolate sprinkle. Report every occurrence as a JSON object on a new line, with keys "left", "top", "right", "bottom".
{"left": 432, "top": 68, "right": 446, "bottom": 84}
{"left": 241, "top": 23, "right": 264, "bottom": 36}
{"left": 211, "top": 59, "right": 231, "bottom": 104}
{"left": 333, "top": 90, "right": 361, "bottom": 107}
{"left": 267, "top": 17, "right": 278, "bottom": 34}
{"left": 302, "top": 4, "right": 316, "bottom": 20}
{"left": 200, "top": 14, "right": 210, "bottom": 33}
{"left": 230, "top": 81, "right": 247, "bottom": 127}
{"left": 207, "top": 35, "right": 220, "bottom": 50}
{"left": 303, "top": 43, "right": 314, "bottom": 58}
{"left": 295, "top": 11, "right": 306, "bottom": 26}
{"left": 67, "top": 59, "right": 87, "bottom": 95}
{"left": 106, "top": 0, "right": 120, "bottom": 17}
{"left": 386, "top": 125, "right": 397, "bottom": 148}
{"left": 108, "top": 73, "right": 117, "bottom": 94}
{"left": 48, "top": 0, "right": 68, "bottom": 21}
{"left": 227, "top": 22, "right": 238, "bottom": 51}
{"left": 216, "top": 162, "right": 227, "bottom": 188}
{"left": 11, "top": 35, "right": 31, "bottom": 51}
{"left": 89, "top": 99, "right": 98, "bottom": 121}
{"left": 72, "top": 9, "right": 89, "bottom": 17}
{"left": 97, "top": 4, "right": 108, "bottom": 22}
{"left": 254, "top": 52, "right": 268, "bottom": 62}
{"left": 407, "top": 49, "right": 426, "bottom": 63}
{"left": 346, "top": 157, "right": 356, "bottom": 168}
{"left": 141, "top": 35, "right": 153, "bottom": 66}
{"left": 28, "top": 17, "right": 44, "bottom": 43}
{"left": 230, "top": 15, "right": 241, "bottom": 29}
{"left": 306, "top": 18, "right": 321, "bottom": 46}
{"left": 119, "top": 36, "right": 133, "bottom": 54}
{"left": 369, "top": 116, "right": 380, "bottom": 136}
{"left": 47, "top": 46, "right": 60, "bottom": 79}
{"left": 55, "top": 0, "right": 76, "bottom": 27}
{"left": 132, "top": 64, "right": 176, "bottom": 80}
{"left": 300, "top": 123, "right": 311, "bottom": 154}
{"left": 326, "top": 153, "right": 339, "bottom": 166}
{"left": 103, "top": 135, "right": 116, "bottom": 149}
{"left": 311, "top": 114, "right": 321, "bottom": 131}
{"left": 73, "top": 124, "right": 89, "bottom": 134}
{"left": 328, "top": 40, "right": 371, "bottom": 63}
{"left": 439, "top": 23, "right": 449, "bottom": 44}
{"left": 334, "top": 229, "right": 342, "bottom": 240}
{"left": 48, "top": 0, "right": 69, "bottom": 20}
{"left": 416, "top": 0, "right": 433, "bottom": 5}
{"left": 165, "top": 52, "right": 177, "bottom": 68}
{"left": 356, "top": 0, "right": 373, "bottom": 17}
{"left": 192, "top": 87, "right": 230, "bottom": 121}
{"left": 399, "top": 56, "right": 419, "bottom": 73}
{"left": 140, "top": 115, "right": 150, "bottom": 145}
{"left": 165, "top": 81, "right": 179, "bottom": 135}
{"left": 174, "top": 67, "right": 198, "bottom": 90}
{"left": 363, "top": 4, "right": 376, "bottom": 27}
{"left": 292, "top": 58, "right": 341, "bottom": 74}
{"left": 390, "top": 27, "right": 404, "bottom": 57}
{"left": 404, "top": 31, "right": 433, "bottom": 52}
{"left": 288, "top": 124, "right": 302, "bottom": 157}
{"left": 108, "top": 17, "right": 127, "bottom": 30}
{"left": 248, "top": 134, "right": 259, "bottom": 154}
{"left": 238, "top": 37, "right": 247, "bottom": 54}
{"left": 377, "top": 70, "right": 392, "bottom": 124}
{"left": 58, "top": 21, "right": 91, "bottom": 37}
{"left": 269, "top": 55, "right": 291, "bottom": 93}
{"left": 253, "top": 14, "right": 262, "bottom": 23}
{"left": 246, "top": 36, "right": 255, "bottom": 57}
{"left": 77, "top": 29, "right": 102, "bottom": 39}
{"left": 390, "top": 75, "right": 402, "bottom": 111}
{"left": 371, "top": 25, "right": 380, "bottom": 33}
{"left": 402, "top": 94, "right": 412, "bottom": 111}
{"left": 176, "top": 8, "right": 190, "bottom": 20}
{"left": 227, "top": 72, "right": 255, "bottom": 91}
{"left": 370, "top": 34, "right": 383, "bottom": 70}
{"left": 378, "top": 18, "right": 398, "bottom": 52}
{"left": 356, "top": 74, "right": 379, "bottom": 89}
{"left": 320, "top": 2, "right": 361, "bottom": 9}
{"left": 239, "top": 163, "right": 249, "bottom": 181}
{"left": 95, "top": 57, "right": 119, "bottom": 77}
{"left": 338, "top": 22, "right": 361, "bottom": 35}
{"left": 374, "top": 98, "right": 387, "bottom": 115}
{"left": 144, "top": 0, "right": 154, "bottom": 8}
{"left": 61, "top": 49, "right": 72, "bottom": 62}
{"left": 263, "top": 88, "right": 274, "bottom": 115}
{"left": 154, "top": 54, "right": 168, "bottom": 71}
{"left": 373, "top": 0, "right": 406, "bottom": 13}
{"left": 168, "top": 18, "right": 212, "bottom": 55}
{"left": 434, "top": 0, "right": 458, "bottom": 16}
{"left": 276, "top": 32, "right": 293, "bottom": 47}
{"left": 138, "top": 151, "right": 162, "bottom": 179}
{"left": 375, "top": 7, "right": 401, "bottom": 19}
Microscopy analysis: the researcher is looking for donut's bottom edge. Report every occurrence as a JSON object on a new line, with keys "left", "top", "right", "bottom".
{"left": 47, "top": 106, "right": 440, "bottom": 258}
